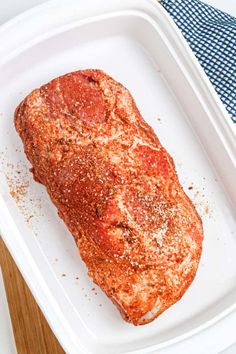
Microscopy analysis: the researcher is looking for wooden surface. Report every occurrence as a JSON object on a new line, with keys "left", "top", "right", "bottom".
{"left": 0, "top": 237, "right": 65, "bottom": 354}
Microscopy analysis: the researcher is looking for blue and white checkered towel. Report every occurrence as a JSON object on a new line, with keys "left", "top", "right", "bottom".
{"left": 160, "top": 0, "right": 236, "bottom": 123}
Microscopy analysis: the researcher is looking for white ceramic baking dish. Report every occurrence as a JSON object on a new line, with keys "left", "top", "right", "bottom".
{"left": 0, "top": 1, "right": 235, "bottom": 353}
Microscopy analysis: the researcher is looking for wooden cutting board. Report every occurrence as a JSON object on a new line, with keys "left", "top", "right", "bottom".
{"left": 0, "top": 237, "right": 65, "bottom": 354}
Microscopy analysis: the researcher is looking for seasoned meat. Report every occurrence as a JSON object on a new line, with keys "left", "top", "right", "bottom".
{"left": 14, "top": 69, "right": 203, "bottom": 325}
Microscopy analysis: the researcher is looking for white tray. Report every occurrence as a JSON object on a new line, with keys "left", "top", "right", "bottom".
{"left": 0, "top": 1, "right": 235, "bottom": 353}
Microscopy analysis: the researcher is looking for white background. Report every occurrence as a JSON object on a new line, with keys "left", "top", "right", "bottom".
{"left": 0, "top": 1, "right": 235, "bottom": 354}
{"left": 0, "top": 270, "right": 17, "bottom": 354}
{"left": 0, "top": 0, "right": 236, "bottom": 24}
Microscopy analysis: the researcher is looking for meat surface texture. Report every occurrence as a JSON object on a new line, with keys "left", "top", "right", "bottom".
{"left": 14, "top": 69, "right": 203, "bottom": 325}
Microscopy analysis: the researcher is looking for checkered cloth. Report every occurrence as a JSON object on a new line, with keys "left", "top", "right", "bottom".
{"left": 160, "top": 0, "right": 236, "bottom": 122}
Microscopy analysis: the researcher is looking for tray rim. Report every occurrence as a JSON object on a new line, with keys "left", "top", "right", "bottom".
{"left": 0, "top": 1, "right": 235, "bottom": 353}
